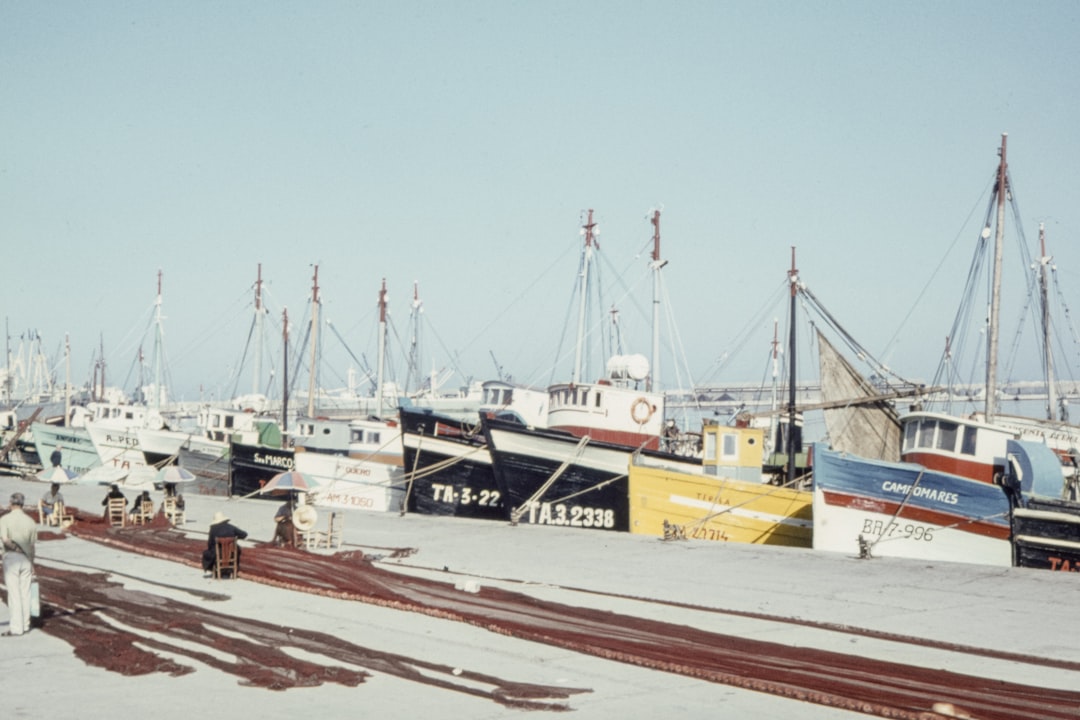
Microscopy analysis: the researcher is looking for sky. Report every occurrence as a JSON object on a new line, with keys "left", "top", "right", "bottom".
{"left": 3, "top": 1, "right": 1080, "bottom": 404}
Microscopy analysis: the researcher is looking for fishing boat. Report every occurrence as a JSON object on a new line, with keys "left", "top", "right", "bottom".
{"left": 228, "top": 418, "right": 293, "bottom": 497}
{"left": 813, "top": 135, "right": 1080, "bottom": 570}
{"left": 483, "top": 209, "right": 709, "bottom": 532}
{"left": 399, "top": 380, "right": 549, "bottom": 520}
{"left": 293, "top": 415, "right": 404, "bottom": 513}
{"left": 811, "top": 442, "right": 1015, "bottom": 565}
{"left": 628, "top": 422, "right": 812, "bottom": 546}
{"left": 484, "top": 413, "right": 702, "bottom": 532}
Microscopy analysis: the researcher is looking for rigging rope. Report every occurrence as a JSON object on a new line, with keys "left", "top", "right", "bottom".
{"left": 509, "top": 435, "right": 590, "bottom": 525}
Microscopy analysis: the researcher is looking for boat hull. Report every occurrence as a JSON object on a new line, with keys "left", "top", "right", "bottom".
{"left": 811, "top": 445, "right": 1012, "bottom": 566}
{"left": 29, "top": 423, "right": 101, "bottom": 476}
{"left": 483, "top": 417, "right": 700, "bottom": 533}
{"left": 294, "top": 451, "right": 404, "bottom": 513}
{"left": 399, "top": 408, "right": 506, "bottom": 520}
{"left": 229, "top": 441, "right": 294, "bottom": 499}
{"left": 1012, "top": 498, "right": 1080, "bottom": 572}
{"left": 628, "top": 463, "right": 812, "bottom": 546}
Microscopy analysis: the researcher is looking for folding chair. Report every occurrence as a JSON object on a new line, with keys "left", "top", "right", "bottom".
{"left": 162, "top": 496, "right": 186, "bottom": 526}
{"left": 214, "top": 537, "right": 239, "bottom": 579}
{"left": 318, "top": 512, "right": 343, "bottom": 550}
{"left": 54, "top": 502, "right": 75, "bottom": 528}
{"left": 131, "top": 499, "right": 155, "bottom": 525}
{"left": 39, "top": 500, "right": 61, "bottom": 527}
{"left": 107, "top": 497, "right": 127, "bottom": 527}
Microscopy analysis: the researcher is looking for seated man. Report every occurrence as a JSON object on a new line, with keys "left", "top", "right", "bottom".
{"left": 272, "top": 500, "right": 294, "bottom": 546}
{"left": 130, "top": 490, "right": 154, "bottom": 519}
{"left": 202, "top": 511, "right": 248, "bottom": 577}
{"left": 40, "top": 483, "right": 65, "bottom": 520}
{"left": 101, "top": 484, "right": 126, "bottom": 519}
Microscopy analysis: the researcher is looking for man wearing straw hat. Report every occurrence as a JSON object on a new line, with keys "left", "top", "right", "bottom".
{"left": 201, "top": 511, "right": 248, "bottom": 577}
{"left": 1, "top": 492, "right": 38, "bottom": 636}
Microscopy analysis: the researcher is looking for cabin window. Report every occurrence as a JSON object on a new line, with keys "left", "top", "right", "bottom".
{"left": 721, "top": 433, "right": 738, "bottom": 460}
{"left": 594, "top": 391, "right": 602, "bottom": 408}
{"left": 704, "top": 432, "right": 717, "bottom": 461}
{"left": 903, "top": 421, "right": 917, "bottom": 452}
{"left": 350, "top": 430, "right": 363, "bottom": 443}
{"left": 917, "top": 420, "right": 935, "bottom": 448}
{"left": 223, "top": 415, "right": 233, "bottom": 429}
{"left": 504, "top": 389, "right": 513, "bottom": 405}
{"left": 961, "top": 426, "right": 977, "bottom": 456}
{"left": 210, "top": 413, "right": 222, "bottom": 428}
{"left": 370, "top": 432, "right": 381, "bottom": 445}
{"left": 937, "top": 421, "right": 958, "bottom": 452}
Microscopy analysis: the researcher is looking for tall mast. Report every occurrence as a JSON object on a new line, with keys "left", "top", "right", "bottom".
{"left": 769, "top": 319, "right": 780, "bottom": 456}
{"left": 648, "top": 210, "right": 666, "bottom": 392}
{"left": 306, "top": 265, "right": 320, "bottom": 418}
{"left": 282, "top": 308, "right": 289, "bottom": 437}
{"left": 378, "top": 279, "right": 388, "bottom": 418}
{"left": 408, "top": 280, "right": 422, "bottom": 394}
{"left": 3, "top": 319, "right": 9, "bottom": 404}
{"left": 573, "top": 209, "right": 597, "bottom": 385}
{"left": 96, "top": 334, "right": 106, "bottom": 401}
{"left": 64, "top": 333, "right": 71, "bottom": 425}
{"left": 153, "top": 269, "right": 164, "bottom": 410}
{"left": 253, "top": 263, "right": 264, "bottom": 397}
{"left": 1037, "top": 222, "right": 1057, "bottom": 419}
{"left": 985, "top": 133, "right": 1008, "bottom": 423}
{"left": 787, "top": 247, "right": 798, "bottom": 486}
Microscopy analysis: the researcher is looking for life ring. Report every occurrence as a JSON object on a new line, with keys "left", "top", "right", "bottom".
{"left": 630, "top": 397, "right": 654, "bottom": 425}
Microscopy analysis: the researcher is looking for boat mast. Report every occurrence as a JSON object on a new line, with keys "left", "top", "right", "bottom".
{"left": 378, "top": 279, "right": 388, "bottom": 418}
{"left": 985, "top": 133, "right": 1008, "bottom": 424}
{"left": 649, "top": 209, "right": 666, "bottom": 392}
{"left": 254, "top": 263, "right": 264, "bottom": 397}
{"left": 1037, "top": 222, "right": 1057, "bottom": 419}
{"left": 95, "top": 335, "right": 105, "bottom": 402}
{"left": 64, "top": 333, "right": 71, "bottom": 425}
{"left": 306, "top": 265, "right": 320, "bottom": 418}
{"left": 573, "top": 209, "right": 597, "bottom": 385}
{"left": 282, "top": 308, "right": 289, "bottom": 436}
{"left": 769, "top": 319, "right": 780, "bottom": 457}
{"left": 787, "top": 247, "right": 798, "bottom": 486}
{"left": 153, "top": 269, "right": 164, "bottom": 410}
{"left": 3, "top": 319, "right": 9, "bottom": 405}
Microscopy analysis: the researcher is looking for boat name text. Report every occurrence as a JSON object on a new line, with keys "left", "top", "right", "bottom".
{"left": 430, "top": 483, "right": 501, "bottom": 508}
{"left": 881, "top": 481, "right": 959, "bottom": 505}
{"left": 524, "top": 501, "right": 616, "bottom": 530}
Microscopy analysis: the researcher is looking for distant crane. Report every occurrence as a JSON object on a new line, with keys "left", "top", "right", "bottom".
{"left": 490, "top": 350, "right": 508, "bottom": 383}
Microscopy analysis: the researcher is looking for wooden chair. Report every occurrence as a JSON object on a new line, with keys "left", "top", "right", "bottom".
{"left": 214, "top": 537, "right": 239, "bottom": 579}
{"left": 39, "top": 499, "right": 61, "bottom": 527}
{"left": 318, "top": 512, "right": 343, "bottom": 550}
{"left": 131, "top": 499, "right": 155, "bottom": 525}
{"left": 54, "top": 502, "right": 75, "bottom": 528}
{"left": 162, "top": 496, "right": 185, "bottom": 526}
{"left": 295, "top": 525, "right": 320, "bottom": 551}
{"left": 106, "top": 497, "right": 127, "bottom": 527}
{"left": 292, "top": 505, "right": 320, "bottom": 551}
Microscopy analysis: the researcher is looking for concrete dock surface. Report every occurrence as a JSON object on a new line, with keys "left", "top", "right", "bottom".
{"left": 1, "top": 474, "right": 1077, "bottom": 719}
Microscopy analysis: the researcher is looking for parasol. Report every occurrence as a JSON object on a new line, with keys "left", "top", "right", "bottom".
{"left": 36, "top": 465, "right": 79, "bottom": 483}
{"left": 259, "top": 470, "right": 312, "bottom": 495}
{"left": 153, "top": 465, "right": 198, "bottom": 486}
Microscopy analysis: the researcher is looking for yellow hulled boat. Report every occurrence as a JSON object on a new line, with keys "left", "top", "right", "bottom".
{"left": 628, "top": 423, "right": 812, "bottom": 546}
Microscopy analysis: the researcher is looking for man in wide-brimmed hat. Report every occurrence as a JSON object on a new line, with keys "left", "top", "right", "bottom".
{"left": 202, "top": 511, "right": 248, "bottom": 577}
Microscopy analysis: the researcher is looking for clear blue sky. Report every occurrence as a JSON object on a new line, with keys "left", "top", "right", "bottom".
{"left": 3, "top": 1, "right": 1079, "bottom": 402}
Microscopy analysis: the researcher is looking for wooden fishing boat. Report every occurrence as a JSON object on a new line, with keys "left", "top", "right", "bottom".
{"left": 628, "top": 423, "right": 812, "bottom": 546}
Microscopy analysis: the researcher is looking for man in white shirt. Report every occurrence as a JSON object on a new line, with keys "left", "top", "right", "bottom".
{"left": 1, "top": 492, "right": 38, "bottom": 636}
